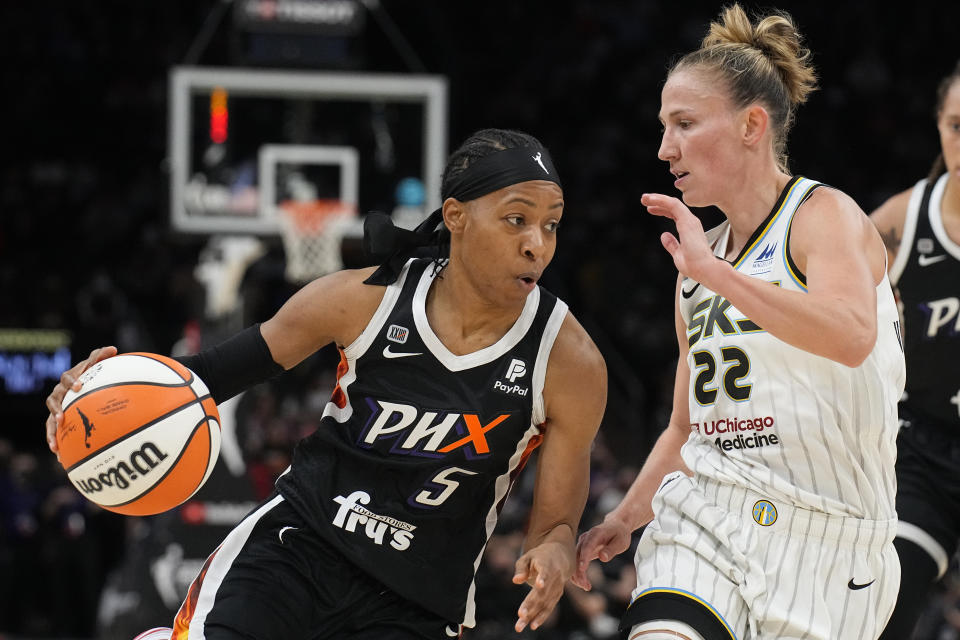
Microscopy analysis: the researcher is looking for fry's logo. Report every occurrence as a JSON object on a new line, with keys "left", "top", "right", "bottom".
{"left": 332, "top": 490, "right": 415, "bottom": 551}
{"left": 360, "top": 400, "right": 512, "bottom": 458}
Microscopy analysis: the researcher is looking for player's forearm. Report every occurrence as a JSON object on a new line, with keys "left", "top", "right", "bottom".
{"left": 524, "top": 522, "right": 577, "bottom": 572}
{"left": 607, "top": 423, "right": 691, "bottom": 531}
{"left": 706, "top": 261, "right": 877, "bottom": 367}
{"left": 175, "top": 324, "right": 284, "bottom": 404}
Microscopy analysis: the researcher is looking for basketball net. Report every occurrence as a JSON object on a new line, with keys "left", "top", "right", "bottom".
{"left": 276, "top": 198, "right": 357, "bottom": 283}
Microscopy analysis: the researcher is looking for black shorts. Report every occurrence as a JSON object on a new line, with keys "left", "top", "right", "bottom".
{"left": 895, "top": 415, "right": 960, "bottom": 568}
{"left": 173, "top": 494, "right": 462, "bottom": 640}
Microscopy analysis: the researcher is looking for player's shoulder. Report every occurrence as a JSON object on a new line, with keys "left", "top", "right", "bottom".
{"left": 868, "top": 184, "right": 918, "bottom": 233}
{"left": 306, "top": 265, "right": 384, "bottom": 302}
{"left": 784, "top": 183, "right": 880, "bottom": 261}
{"left": 802, "top": 182, "right": 864, "bottom": 215}
{"left": 548, "top": 311, "right": 606, "bottom": 381}
{"left": 791, "top": 182, "right": 871, "bottom": 235}
{"left": 541, "top": 309, "right": 606, "bottom": 428}
{"left": 284, "top": 266, "right": 386, "bottom": 341}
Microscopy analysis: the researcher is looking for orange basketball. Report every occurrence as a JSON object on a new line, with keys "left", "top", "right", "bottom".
{"left": 57, "top": 352, "right": 221, "bottom": 516}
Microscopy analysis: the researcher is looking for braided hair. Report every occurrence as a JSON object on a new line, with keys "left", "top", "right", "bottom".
{"left": 441, "top": 129, "right": 546, "bottom": 199}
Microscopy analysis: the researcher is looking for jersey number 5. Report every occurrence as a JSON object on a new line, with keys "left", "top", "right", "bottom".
{"left": 691, "top": 346, "right": 752, "bottom": 405}
{"left": 413, "top": 467, "right": 478, "bottom": 507}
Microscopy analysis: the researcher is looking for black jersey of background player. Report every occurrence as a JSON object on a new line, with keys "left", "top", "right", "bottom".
{"left": 277, "top": 258, "right": 569, "bottom": 626}
{"left": 893, "top": 174, "right": 960, "bottom": 427}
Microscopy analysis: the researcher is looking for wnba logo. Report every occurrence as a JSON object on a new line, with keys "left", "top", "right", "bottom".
{"left": 752, "top": 499, "right": 777, "bottom": 526}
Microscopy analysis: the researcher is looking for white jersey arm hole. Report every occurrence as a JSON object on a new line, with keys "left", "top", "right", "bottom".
{"left": 705, "top": 220, "right": 730, "bottom": 248}
{"left": 928, "top": 173, "right": 960, "bottom": 260}
{"left": 897, "top": 520, "right": 950, "bottom": 578}
{"left": 888, "top": 178, "right": 927, "bottom": 286}
{"left": 342, "top": 258, "right": 414, "bottom": 360}
{"left": 531, "top": 301, "right": 569, "bottom": 427}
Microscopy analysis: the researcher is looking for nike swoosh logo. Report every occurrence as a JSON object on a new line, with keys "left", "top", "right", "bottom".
{"left": 681, "top": 282, "right": 701, "bottom": 299}
{"left": 847, "top": 578, "right": 875, "bottom": 590}
{"left": 918, "top": 254, "right": 947, "bottom": 267}
{"left": 383, "top": 345, "right": 422, "bottom": 359}
{"left": 445, "top": 625, "right": 460, "bottom": 638}
{"left": 279, "top": 526, "right": 298, "bottom": 544}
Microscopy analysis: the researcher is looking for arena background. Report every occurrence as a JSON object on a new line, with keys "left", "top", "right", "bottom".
{"left": 2, "top": 1, "right": 959, "bottom": 638}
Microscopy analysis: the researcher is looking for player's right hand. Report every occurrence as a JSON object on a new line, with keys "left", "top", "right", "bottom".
{"left": 571, "top": 517, "right": 633, "bottom": 591}
{"left": 641, "top": 192, "right": 721, "bottom": 286}
{"left": 45, "top": 346, "right": 117, "bottom": 456}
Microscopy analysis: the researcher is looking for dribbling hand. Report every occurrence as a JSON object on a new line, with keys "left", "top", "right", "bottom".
{"left": 44, "top": 346, "right": 117, "bottom": 456}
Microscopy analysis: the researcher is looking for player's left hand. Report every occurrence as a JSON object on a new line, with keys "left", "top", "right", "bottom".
{"left": 512, "top": 541, "right": 572, "bottom": 632}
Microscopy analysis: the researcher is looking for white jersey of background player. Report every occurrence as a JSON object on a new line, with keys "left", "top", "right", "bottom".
{"left": 574, "top": 5, "right": 905, "bottom": 639}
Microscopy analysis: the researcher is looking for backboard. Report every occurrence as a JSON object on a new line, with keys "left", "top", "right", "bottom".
{"left": 168, "top": 66, "right": 448, "bottom": 236}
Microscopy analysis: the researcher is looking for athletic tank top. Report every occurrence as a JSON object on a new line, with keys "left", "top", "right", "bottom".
{"left": 889, "top": 173, "right": 960, "bottom": 428}
{"left": 277, "top": 258, "right": 568, "bottom": 626}
{"left": 679, "top": 176, "right": 906, "bottom": 519}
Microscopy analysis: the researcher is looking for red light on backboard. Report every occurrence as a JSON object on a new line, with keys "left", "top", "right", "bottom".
{"left": 210, "top": 87, "right": 228, "bottom": 144}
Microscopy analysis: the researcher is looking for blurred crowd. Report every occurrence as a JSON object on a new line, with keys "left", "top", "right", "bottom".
{"left": 3, "top": 0, "right": 960, "bottom": 638}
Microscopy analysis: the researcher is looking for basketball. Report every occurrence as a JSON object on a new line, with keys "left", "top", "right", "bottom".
{"left": 57, "top": 352, "right": 221, "bottom": 516}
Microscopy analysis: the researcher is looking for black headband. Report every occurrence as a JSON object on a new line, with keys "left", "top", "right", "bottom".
{"left": 442, "top": 146, "right": 562, "bottom": 201}
{"left": 363, "top": 146, "right": 562, "bottom": 285}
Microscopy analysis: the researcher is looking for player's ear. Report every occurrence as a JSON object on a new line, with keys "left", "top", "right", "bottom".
{"left": 742, "top": 104, "right": 769, "bottom": 147}
{"left": 442, "top": 198, "right": 467, "bottom": 235}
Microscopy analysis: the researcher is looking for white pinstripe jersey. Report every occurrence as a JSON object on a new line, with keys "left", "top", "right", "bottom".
{"left": 678, "top": 176, "right": 906, "bottom": 519}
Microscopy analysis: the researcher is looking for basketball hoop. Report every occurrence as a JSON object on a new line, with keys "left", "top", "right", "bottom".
{"left": 276, "top": 198, "right": 357, "bottom": 283}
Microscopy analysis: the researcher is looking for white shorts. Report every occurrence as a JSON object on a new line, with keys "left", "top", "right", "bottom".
{"left": 627, "top": 472, "right": 899, "bottom": 640}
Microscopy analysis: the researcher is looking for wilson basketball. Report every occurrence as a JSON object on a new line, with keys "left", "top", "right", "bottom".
{"left": 57, "top": 352, "right": 221, "bottom": 516}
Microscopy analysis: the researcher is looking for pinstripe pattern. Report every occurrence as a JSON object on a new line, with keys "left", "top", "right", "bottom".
{"left": 679, "top": 177, "right": 905, "bottom": 520}
{"left": 647, "top": 176, "right": 906, "bottom": 637}
{"left": 632, "top": 476, "right": 899, "bottom": 639}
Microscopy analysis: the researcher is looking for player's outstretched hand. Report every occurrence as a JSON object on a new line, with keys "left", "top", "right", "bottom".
{"left": 642, "top": 192, "right": 723, "bottom": 286}
{"left": 513, "top": 541, "right": 573, "bottom": 632}
{"left": 571, "top": 517, "right": 633, "bottom": 591}
{"left": 45, "top": 346, "right": 117, "bottom": 456}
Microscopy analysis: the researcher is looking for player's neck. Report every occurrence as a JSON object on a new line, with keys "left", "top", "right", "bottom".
{"left": 424, "top": 266, "right": 526, "bottom": 355}
{"left": 722, "top": 171, "right": 792, "bottom": 260}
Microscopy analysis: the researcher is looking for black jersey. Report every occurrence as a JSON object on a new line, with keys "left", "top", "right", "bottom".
{"left": 276, "top": 258, "right": 569, "bottom": 626}
{"left": 890, "top": 174, "right": 960, "bottom": 427}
